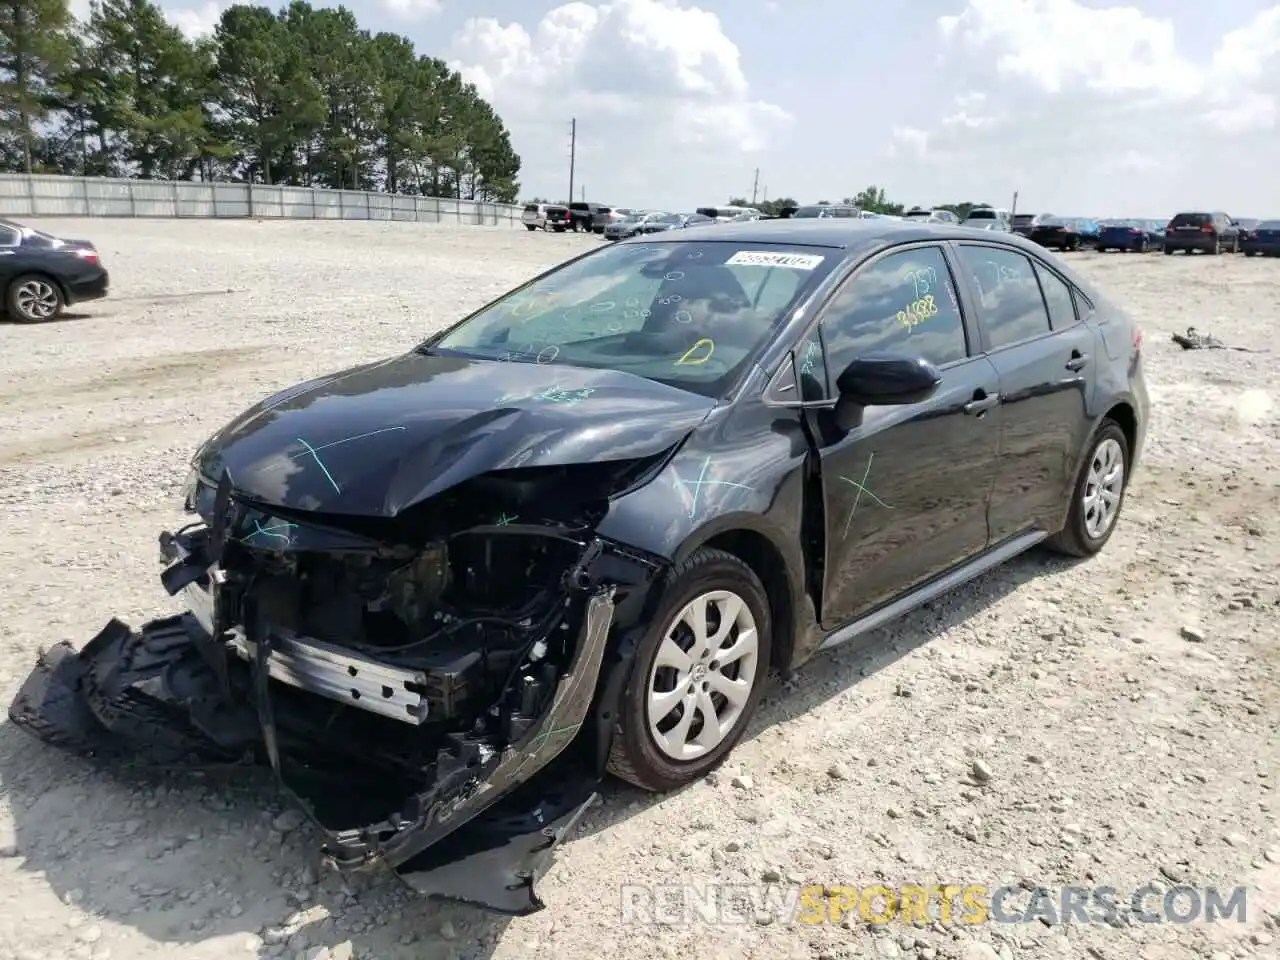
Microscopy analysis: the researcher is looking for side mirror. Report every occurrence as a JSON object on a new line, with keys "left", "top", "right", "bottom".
{"left": 836, "top": 353, "right": 941, "bottom": 406}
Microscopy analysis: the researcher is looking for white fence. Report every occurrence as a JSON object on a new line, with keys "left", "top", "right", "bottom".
{"left": 0, "top": 174, "right": 523, "bottom": 226}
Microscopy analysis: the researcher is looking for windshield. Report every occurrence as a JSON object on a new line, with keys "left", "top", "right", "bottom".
{"left": 656, "top": 213, "right": 683, "bottom": 224}
{"left": 428, "top": 240, "right": 836, "bottom": 398}
{"left": 966, "top": 209, "right": 997, "bottom": 219}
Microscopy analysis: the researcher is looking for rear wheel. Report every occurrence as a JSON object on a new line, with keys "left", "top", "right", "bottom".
{"left": 6, "top": 274, "right": 64, "bottom": 322}
{"left": 1164, "top": 246, "right": 1174, "bottom": 255}
{"left": 607, "top": 548, "right": 772, "bottom": 792}
{"left": 525, "top": 224, "right": 537, "bottom": 231}
{"left": 1134, "top": 237, "right": 1147, "bottom": 253}
{"left": 1246, "top": 249, "right": 1257, "bottom": 257}
{"left": 1046, "top": 420, "right": 1130, "bottom": 558}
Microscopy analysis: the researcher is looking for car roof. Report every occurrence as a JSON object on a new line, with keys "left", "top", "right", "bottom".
{"left": 627, "top": 216, "right": 1046, "bottom": 253}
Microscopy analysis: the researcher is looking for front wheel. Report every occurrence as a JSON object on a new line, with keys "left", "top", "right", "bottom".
{"left": 1046, "top": 420, "right": 1130, "bottom": 558}
{"left": 1164, "top": 246, "right": 1174, "bottom": 255}
{"left": 1135, "top": 238, "right": 1147, "bottom": 253}
{"left": 607, "top": 548, "right": 772, "bottom": 792}
{"left": 525, "top": 224, "right": 537, "bottom": 231}
{"left": 6, "top": 274, "right": 64, "bottom": 322}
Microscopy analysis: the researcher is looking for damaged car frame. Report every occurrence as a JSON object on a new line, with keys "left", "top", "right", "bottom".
{"left": 10, "top": 219, "right": 1148, "bottom": 914}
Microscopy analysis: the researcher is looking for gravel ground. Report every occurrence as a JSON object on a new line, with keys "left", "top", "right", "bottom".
{"left": 0, "top": 219, "right": 1276, "bottom": 960}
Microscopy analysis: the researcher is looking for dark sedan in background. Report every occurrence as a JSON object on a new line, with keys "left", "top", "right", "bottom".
{"left": 1096, "top": 220, "right": 1164, "bottom": 252}
{"left": 0, "top": 218, "right": 109, "bottom": 322}
{"left": 11, "top": 217, "right": 1148, "bottom": 915}
{"left": 1028, "top": 216, "right": 1090, "bottom": 251}
{"left": 1241, "top": 219, "right": 1280, "bottom": 256}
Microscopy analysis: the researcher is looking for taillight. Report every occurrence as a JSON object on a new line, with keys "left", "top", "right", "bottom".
{"left": 1133, "top": 328, "right": 1143, "bottom": 350}
{"left": 1165, "top": 227, "right": 1175, "bottom": 235}
{"left": 75, "top": 249, "right": 99, "bottom": 263}
{"left": 1201, "top": 224, "right": 1214, "bottom": 232}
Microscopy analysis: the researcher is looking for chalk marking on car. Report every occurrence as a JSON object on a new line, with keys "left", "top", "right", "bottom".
{"left": 841, "top": 453, "right": 894, "bottom": 539}
{"left": 674, "top": 456, "right": 754, "bottom": 520}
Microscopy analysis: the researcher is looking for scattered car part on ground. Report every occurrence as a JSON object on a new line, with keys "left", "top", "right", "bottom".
{"left": 8, "top": 219, "right": 1149, "bottom": 915}
{"left": 1163, "top": 211, "right": 1241, "bottom": 255}
{"left": 0, "top": 218, "right": 109, "bottom": 322}
{"left": 1171, "top": 327, "right": 1265, "bottom": 352}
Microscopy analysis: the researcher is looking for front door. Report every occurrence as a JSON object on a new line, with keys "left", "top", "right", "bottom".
{"left": 806, "top": 243, "right": 1003, "bottom": 629}
{"left": 952, "top": 244, "right": 1098, "bottom": 542}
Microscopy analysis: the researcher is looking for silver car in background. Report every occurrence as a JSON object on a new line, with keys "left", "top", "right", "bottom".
{"left": 604, "top": 211, "right": 660, "bottom": 241}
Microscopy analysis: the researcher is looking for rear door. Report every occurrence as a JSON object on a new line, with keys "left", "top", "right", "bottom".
{"left": 803, "top": 242, "right": 1003, "bottom": 626}
{"left": 952, "top": 243, "right": 1098, "bottom": 542}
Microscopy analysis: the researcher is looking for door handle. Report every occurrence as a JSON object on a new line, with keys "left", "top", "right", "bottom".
{"left": 1065, "top": 352, "right": 1090, "bottom": 371}
{"left": 963, "top": 392, "right": 1000, "bottom": 415}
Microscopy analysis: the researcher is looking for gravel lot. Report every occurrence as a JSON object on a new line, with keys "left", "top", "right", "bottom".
{"left": 0, "top": 219, "right": 1276, "bottom": 960}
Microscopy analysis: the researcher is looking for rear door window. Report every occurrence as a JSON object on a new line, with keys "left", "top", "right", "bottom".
{"left": 0, "top": 225, "right": 19, "bottom": 246}
{"left": 955, "top": 246, "right": 1052, "bottom": 349}
{"left": 1032, "top": 263, "right": 1078, "bottom": 330}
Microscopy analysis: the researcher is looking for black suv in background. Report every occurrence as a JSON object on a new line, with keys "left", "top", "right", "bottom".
{"left": 1163, "top": 212, "right": 1240, "bottom": 254}
{"left": 568, "top": 201, "right": 610, "bottom": 232}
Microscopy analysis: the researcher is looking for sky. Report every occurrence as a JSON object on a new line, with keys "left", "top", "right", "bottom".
{"left": 85, "top": 0, "right": 1280, "bottom": 217}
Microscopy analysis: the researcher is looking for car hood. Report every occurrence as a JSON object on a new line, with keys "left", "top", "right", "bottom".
{"left": 194, "top": 350, "right": 715, "bottom": 516}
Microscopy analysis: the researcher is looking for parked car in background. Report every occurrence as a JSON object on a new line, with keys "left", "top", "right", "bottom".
{"left": 1096, "top": 220, "right": 1162, "bottom": 253}
{"left": 694, "top": 205, "right": 761, "bottom": 222}
{"left": 9, "top": 218, "right": 1148, "bottom": 917}
{"left": 604, "top": 211, "right": 660, "bottom": 241}
{"left": 1163, "top": 211, "right": 1240, "bottom": 254}
{"left": 905, "top": 208, "right": 961, "bottom": 224}
{"left": 568, "top": 201, "right": 608, "bottom": 232}
{"left": 1241, "top": 219, "right": 1280, "bottom": 256}
{"left": 1072, "top": 218, "right": 1101, "bottom": 247}
{"left": 654, "top": 213, "right": 715, "bottom": 232}
{"left": 792, "top": 203, "right": 860, "bottom": 219}
{"left": 1011, "top": 213, "right": 1052, "bottom": 237}
{"left": 960, "top": 208, "right": 1012, "bottom": 232}
{"left": 1029, "top": 216, "right": 1089, "bottom": 251}
{"left": 591, "top": 206, "right": 634, "bottom": 233}
{"left": 0, "top": 218, "right": 109, "bottom": 322}
{"left": 1233, "top": 218, "right": 1259, "bottom": 240}
{"left": 544, "top": 205, "right": 573, "bottom": 232}
{"left": 521, "top": 203, "right": 549, "bottom": 231}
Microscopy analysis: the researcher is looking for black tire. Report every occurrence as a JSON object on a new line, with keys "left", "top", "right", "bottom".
{"left": 606, "top": 547, "right": 773, "bottom": 792}
{"left": 6, "top": 273, "right": 64, "bottom": 322}
{"left": 1211, "top": 238, "right": 1222, "bottom": 255}
{"left": 1246, "top": 250, "right": 1257, "bottom": 257}
{"left": 1097, "top": 246, "right": 1108, "bottom": 253}
{"left": 525, "top": 224, "right": 537, "bottom": 231}
{"left": 553, "top": 225, "right": 566, "bottom": 233}
{"left": 1046, "top": 419, "right": 1131, "bottom": 558}
{"left": 1164, "top": 246, "right": 1174, "bottom": 255}
{"left": 1135, "top": 238, "right": 1147, "bottom": 253}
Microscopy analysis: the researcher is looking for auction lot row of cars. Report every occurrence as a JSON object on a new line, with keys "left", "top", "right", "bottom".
{"left": 521, "top": 201, "right": 1280, "bottom": 259}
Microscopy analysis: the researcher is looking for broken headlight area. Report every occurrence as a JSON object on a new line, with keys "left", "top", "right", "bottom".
{"left": 8, "top": 460, "right": 667, "bottom": 914}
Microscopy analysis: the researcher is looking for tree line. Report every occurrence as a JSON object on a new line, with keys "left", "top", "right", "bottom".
{"left": 0, "top": 0, "right": 521, "bottom": 201}
{"left": 729, "top": 188, "right": 990, "bottom": 220}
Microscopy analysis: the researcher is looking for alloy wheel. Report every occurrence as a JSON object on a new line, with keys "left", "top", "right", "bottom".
{"left": 646, "top": 590, "right": 759, "bottom": 762}
{"left": 15, "top": 279, "right": 59, "bottom": 320}
{"left": 1083, "top": 437, "right": 1125, "bottom": 539}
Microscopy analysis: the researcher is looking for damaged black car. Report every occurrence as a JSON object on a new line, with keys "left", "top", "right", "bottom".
{"left": 10, "top": 220, "right": 1148, "bottom": 913}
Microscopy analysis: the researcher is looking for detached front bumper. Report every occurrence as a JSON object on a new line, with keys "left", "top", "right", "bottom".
{"left": 8, "top": 527, "right": 629, "bottom": 914}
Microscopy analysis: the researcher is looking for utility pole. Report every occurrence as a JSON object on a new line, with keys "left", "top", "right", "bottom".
{"left": 1010, "top": 190, "right": 1019, "bottom": 218}
{"left": 751, "top": 168, "right": 759, "bottom": 205}
{"left": 568, "top": 118, "right": 577, "bottom": 206}
{"left": 581, "top": 185, "right": 585, "bottom": 202}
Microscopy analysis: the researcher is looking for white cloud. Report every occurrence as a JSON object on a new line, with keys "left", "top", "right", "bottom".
{"left": 895, "top": 0, "right": 1280, "bottom": 214}
{"left": 164, "top": 1, "right": 223, "bottom": 38}
{"left": 448, "top": 0, "right": 789, "bottom": 207}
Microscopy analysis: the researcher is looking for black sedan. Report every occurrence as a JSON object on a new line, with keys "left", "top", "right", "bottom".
{"left": 0, "top": 218, "right": 109, "bottom": 322}
{"left": 9, "top": 219, "right": 1149, "bottom": 914}
{"left": 1241, "top": 219, "right": 1280, "bottom": 256}
{"left": 1028, "top": 216, "right": 1088, "bottom": 251}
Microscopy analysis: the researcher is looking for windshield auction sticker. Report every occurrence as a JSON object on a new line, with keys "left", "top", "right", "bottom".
{"left": 725, "top": 251, "right": 825, "bottom": 269}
